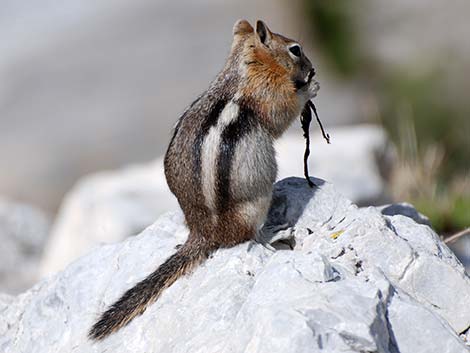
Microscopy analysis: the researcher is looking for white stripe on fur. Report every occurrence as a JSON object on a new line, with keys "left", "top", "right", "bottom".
{"left": 200, "top": 101, "right": 239, "bottom": 210}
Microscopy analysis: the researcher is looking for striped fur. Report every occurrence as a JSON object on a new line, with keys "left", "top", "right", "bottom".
{"left": 201, "top": 101, "right": 240, "bottom": 210}
{"left": 193, "top": 98, "right": 227, "bottom": 179}
{"left": 215, "top": 103, "right": 256, "bottom": 211}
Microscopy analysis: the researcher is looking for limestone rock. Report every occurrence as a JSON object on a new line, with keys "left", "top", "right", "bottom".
{"left": 2, "top": 177, "right": 469, "bottom": 353}
{"left": 0, "top": 198, "right": 50, "bottom": 294}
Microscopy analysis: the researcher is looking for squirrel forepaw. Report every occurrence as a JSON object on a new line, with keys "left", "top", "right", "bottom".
{"left": 308, "top": 80, "right": 320, "bottom": 99}
{"left": 255, "top": 223, "right": 295, "bottom": 251}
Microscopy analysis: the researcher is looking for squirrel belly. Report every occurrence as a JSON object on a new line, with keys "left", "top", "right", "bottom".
{"left": 89, "top": 19, "right": 319, "bottom": 341}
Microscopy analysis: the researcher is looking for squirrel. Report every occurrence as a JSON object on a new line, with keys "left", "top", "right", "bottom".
{"left": 88, "top": 19, "right": 319, "bottom": 341}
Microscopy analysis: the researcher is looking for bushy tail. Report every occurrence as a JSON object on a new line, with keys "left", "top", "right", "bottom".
{"left": 88, "top": 238, "right": 213, "bottom": 340}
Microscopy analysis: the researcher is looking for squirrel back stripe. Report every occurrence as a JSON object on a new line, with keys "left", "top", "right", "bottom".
{"left": 216, "top": 103, "right": 256, "bottom": 211}
{"left": 193, "top": 98, "right": 228, "bottom": 179}
{"left": 200, "top": 101, "right": 239, "bottom": 211}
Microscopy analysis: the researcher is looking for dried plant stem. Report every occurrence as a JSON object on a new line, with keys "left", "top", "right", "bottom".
{"left": 300, "top": 103, "right": 314, "bottom": 187}
{"left": 300, "top": 100, "right": 331, "bottom": 188}
{"left": 308, "top": 100, "right": 330, "bottom": 144}
{"left": 444, "top": 228, "right": 470, "bottom": 244}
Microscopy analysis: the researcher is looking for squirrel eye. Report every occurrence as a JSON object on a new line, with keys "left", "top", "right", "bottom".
{"left": 289, "top": 44, "right": 301, "bottom": 57}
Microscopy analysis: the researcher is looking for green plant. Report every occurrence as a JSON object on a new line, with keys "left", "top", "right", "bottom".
{"left": 388, "top": 110, "right": 469, "bottom": 234}
{"left": 379, "top": 71, "right": 470, "bottom": 180}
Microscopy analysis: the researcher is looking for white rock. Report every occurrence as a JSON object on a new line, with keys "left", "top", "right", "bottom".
{"left": 40, "top": 159, "right": 178, "bottom": 276}
{"left": 41, "top": 124, "right": 394, "bottom": 277}
{"left": 388, "top": 290, "right": 467, "bottom": 353}
{"left": 0, "top": 198, "right": 50, "bottom": 294}
{"left": 3, "top": 177, "right": 469, "bottom": 353}
{"left": 270, "top": 178, "right": 469, "bottom": 333}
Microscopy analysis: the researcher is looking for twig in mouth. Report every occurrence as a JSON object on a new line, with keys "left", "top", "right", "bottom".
{"left": 300, "top": 100, "right": 331, "bottom": 188}
{"left": 300, "top": 103, "right": 314, "bottom": 188}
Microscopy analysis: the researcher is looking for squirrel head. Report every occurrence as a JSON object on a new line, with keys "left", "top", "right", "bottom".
{"left": 231, "top": 20, "right": 318, "bottom": 104}
{"left": 227, "top": 20, "right": 319, "bottom": 136}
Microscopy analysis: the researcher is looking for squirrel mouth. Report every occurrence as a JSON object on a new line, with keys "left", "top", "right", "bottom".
{"left": 294, "top": 69, "right": 316, "bottom": 90}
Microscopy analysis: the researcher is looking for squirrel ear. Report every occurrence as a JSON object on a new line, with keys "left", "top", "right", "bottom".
{"left": 233, "top": 19, "right": 253, "bottom": 36}
{"left": 255, "top": 20, "right": 272, "bottom": 45}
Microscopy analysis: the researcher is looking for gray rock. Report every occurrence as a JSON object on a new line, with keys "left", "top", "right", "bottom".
{"left": 387, "top": 290, "right": 466, "bottom": 353}
{"left": 2, "top": 177, "right": 469, "bottom": 353}
{"left": 378, "top": 202, "right": 430, "bottom": 226}
{"left": 0, "top": 198, "right": 50, "bottom": 294}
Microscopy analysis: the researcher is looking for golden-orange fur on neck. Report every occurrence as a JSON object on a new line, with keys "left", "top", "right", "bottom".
{"left": 239, "top": 38, "right": 300, "bottom": 136}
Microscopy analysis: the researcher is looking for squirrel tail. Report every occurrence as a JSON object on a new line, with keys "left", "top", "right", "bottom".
{"left": 88, "top": 237, "right": 214, "bottom": 340}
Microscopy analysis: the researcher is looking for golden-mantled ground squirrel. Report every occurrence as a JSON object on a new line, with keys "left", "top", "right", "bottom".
{"left": 89, "top": 19, "right": 319, "bottom": 340}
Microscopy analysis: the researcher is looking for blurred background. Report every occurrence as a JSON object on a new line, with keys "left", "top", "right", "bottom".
{"left": 0, "top": 0, "right": 468, "bottom": 294}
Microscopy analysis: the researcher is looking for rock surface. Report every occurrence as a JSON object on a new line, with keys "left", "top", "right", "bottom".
{"left": 40, "top": 124, "right": 393, "bottom": 276}
{"left": 0, "top": 198, "right": 50, "bottom": 294}
{"left": 3, "top": 177, "right": 469, "bottom": 353}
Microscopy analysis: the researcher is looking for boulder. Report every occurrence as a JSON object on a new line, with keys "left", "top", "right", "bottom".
{"left": 3, "top": 177, "right": 469, "bottom": 353}
{"left": 40, "top": 160, "right": 178, "bottom": 276}
{"left": 0, "top": 198, "right": 50, "bottom": 294}
{"left": 40, "top": 124, "right": 394, "bottom": 276}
